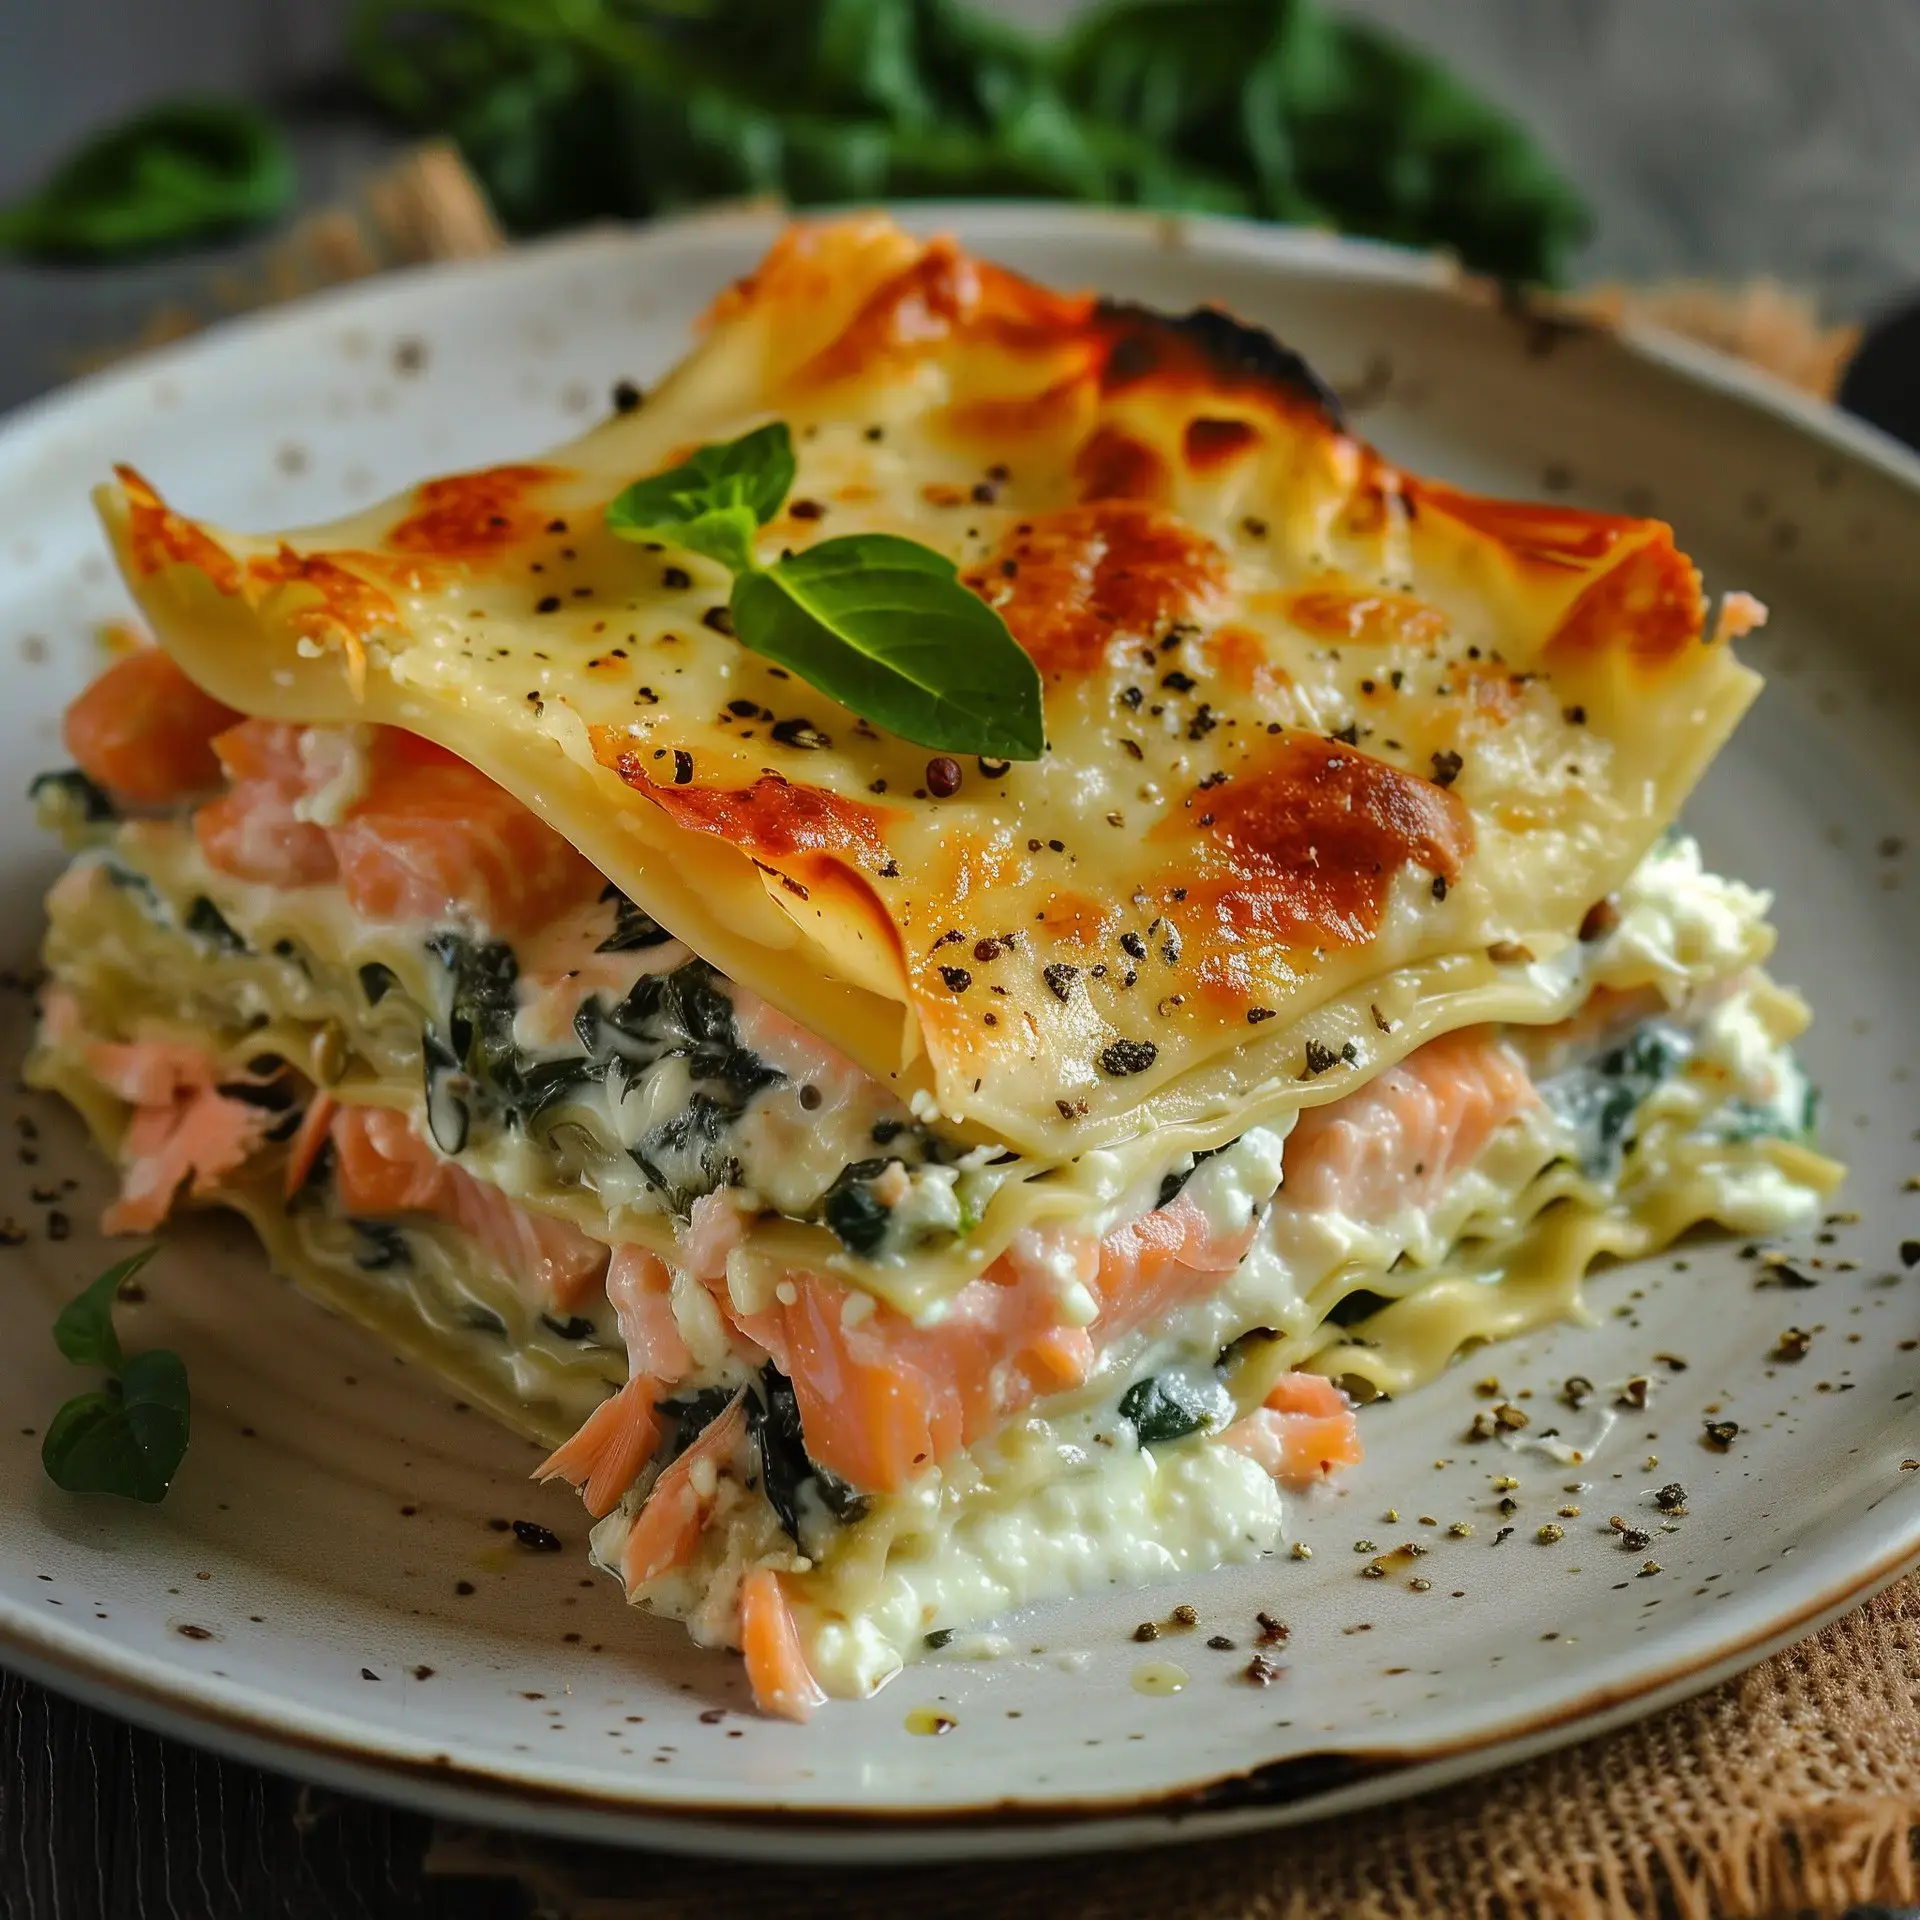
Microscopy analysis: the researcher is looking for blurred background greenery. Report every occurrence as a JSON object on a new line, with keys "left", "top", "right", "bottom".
{"left": 5, "top": 0, "right": 1914, "bottom": 418}
{"left": 1, "top": 0, "right": 1588, "bottom": 280}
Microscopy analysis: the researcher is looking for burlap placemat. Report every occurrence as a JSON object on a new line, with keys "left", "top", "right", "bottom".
{"left": 98, "top": 143, "right": 1906, "bottom": 1919}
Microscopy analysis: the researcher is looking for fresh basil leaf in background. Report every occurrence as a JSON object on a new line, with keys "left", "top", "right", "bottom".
{"left": 1059, "top": 0, "right": 1588, "bottom": 280}
{"left": 350, "top": 0, "right": 1587, "bottom": 282}
{"left": 43, "top": 1247, "right": 189, "bottom": 1503}
{"left": 606, "top": 421, "right": 796, "bottom": 574}
{"left": 51, "top": 1247, "right": 154, "bottom": 1371}
{"left": 0, "top": 99, "right": 294, "bottom": 261}
{"left": 732, "top": 535, "right": 1046, "bottom": 760}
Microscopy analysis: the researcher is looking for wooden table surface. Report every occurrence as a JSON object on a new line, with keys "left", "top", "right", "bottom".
{"left": 2, "top": 4, "right": 1917, "bottom": 1914}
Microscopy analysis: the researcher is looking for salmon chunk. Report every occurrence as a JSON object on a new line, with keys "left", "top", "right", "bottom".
{"left": 196, "top": 719, "right": 599, "bottom": 936}
{"left": 64, "top": 649, "right": 240, "bottom": 806}
{"left": 719, "top": 1190, "right": 1254, "bottom": 1493}
{"left": 75, "top": 1032, "right": 274, "bottom": 1233}
{"left": 1280, "top": 1025, "right": 1537, "bottom": 1219}
{"left": 329, "top": 1103, "right": 610, "bottom": 1312}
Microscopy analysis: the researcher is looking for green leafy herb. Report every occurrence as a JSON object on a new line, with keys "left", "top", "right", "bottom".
{"left": 655, "top": 1383, "right": 739, "bottom": 1460}
{"left": 751, "top": 1364, "right": 868, "bottom": 1542}
{"left": 42, "top": 1249, "right": 191, "bottom": 1504}
{"left": 51, "top": 1252, "right": 145, "bottom": 1370}
{"left": 0, "top": 99, "right": 295, "bottom": 261}
{"left": 595, "top": 882, "right": 675, "bottom": 953}
{"left": 822, "top": 1157, "right": 895, "bottom": 1256}
{"left": 29, "top": 768, "right": 118, "bottom": 827}
{"left": 1118, "top": 1369, "right": 1234, "bottom": 1446}
{"left": 735, "top": 535, "right": 1045, "bottom": 759}
{"left": 1541, "top": 1020, "right": 1690, "bottom": 1177}
{"left": 608, "top": 424, "right": 1044, "bottom": 757}
{"left": 184, "top": 895, "right": 247, "bottom": 953}
{"left": 605, "top": 420, "right": 796, "bottom": 574}
{"left": 351, "top": 0, "right": 1586, "bottom": 283}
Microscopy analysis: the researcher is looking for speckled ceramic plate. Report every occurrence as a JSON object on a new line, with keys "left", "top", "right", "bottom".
{"left": 0, "top": 205, "right": 1916, "bottom": 1863}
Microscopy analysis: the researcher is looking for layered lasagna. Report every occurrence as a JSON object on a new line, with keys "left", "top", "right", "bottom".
{"left": 30, "top": 218, "right": 1841, "bottom": 1717}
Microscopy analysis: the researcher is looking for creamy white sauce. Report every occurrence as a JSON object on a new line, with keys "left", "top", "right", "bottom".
{"left": 291, "top": 725, "right": 374, "bottom": 828}
{"left": 801, "top": 1434, "right": 1287, "bottom": 1697}
{"left": 1603, "top": 833, "right": 1773, "bottom": 990}
{"left": 1184, "top": 1123, "right": 1290, "bottom": 1236}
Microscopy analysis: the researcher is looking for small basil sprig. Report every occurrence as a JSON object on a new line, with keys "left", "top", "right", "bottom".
{"left": 0, "top": 99, "right": 294, "bottom": 261}
{"left": 42, "top": 1249, "right": 191, "bottom": 1504}
{"left": 607, "top": 424, "right": 1045, "bottom": 761}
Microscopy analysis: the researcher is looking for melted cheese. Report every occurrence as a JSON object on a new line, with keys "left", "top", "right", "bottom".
{"left": 95, "top": 216, "right": 1759, "bottom": 1159}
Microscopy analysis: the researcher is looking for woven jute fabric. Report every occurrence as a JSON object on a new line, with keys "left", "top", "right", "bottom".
{"left": 426, "top": 1573, "right": 1920, "bottom": 1920}
{"left": 153, "top": 143, "right": 1896, "bottom": 1920}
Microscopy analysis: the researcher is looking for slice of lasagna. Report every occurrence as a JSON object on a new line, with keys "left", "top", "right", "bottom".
{"left": 30, "top": 218, "right": 1840, "bottom": 1717}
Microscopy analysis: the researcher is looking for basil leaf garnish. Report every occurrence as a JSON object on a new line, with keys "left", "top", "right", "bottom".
{"left": 41, "top": 1391, "right": 138, "bottom": 1495}
{"left": 607, "top": 426, "right": 1045, "bottom": 760}
{"left": 606, "top": 421, "right": 796, "bottom": 575}
{"left": 42, "top": 1248, "right": 190, "bottom": 1503}
{"left": 734, "top": 535, "right": 1044, "bottom": 760}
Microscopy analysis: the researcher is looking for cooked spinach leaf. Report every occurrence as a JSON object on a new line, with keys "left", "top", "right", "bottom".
{"left": 627, "top": 1092, "right": 746, "bottom": 1213}
{"left": 29, "top": 767, "right": 117, "bottom": 825}
{"left": 572, "top": 959, "right": 783, "bottom": 1209}
{"left": 422, "top": 932, "right": 603, "bottom": 1144}
{"left": 655, "top": 1384, "right": 737, "bottom": 1460}
{"left": 822, "top": 1157, "right": 894, "bottom": 1256}
{"left": 1118, "top": 1369, "right": 1234, "bottom": 1445}
{"left": 103, "top": 862, "right": 160, "bottom": 908}
{"left": 214, "top": 1077, "right": 297, "bottom": 1112}
{"left": 1156, "top": 1142, "right": 1225, "bottom": 1211}
{"left": 751, "top": 1363, "right": 868, "bottom": 1542}
{"left": 596, "top": 882, "right": 675, "bottom": 953}
{"left": 183, "top": 895, "right": 246, "bottom": 952}
{"left": 349, "top": 1219, "right": 412, "bottom": 1271}
{"left": 592, "top": 963, "right": 782, "bottom": 1103}
{"left": 416, "top": 932, "right": 781, "bottom": 1209}
{"left": 426, "top": 933, "right": 519, "bottom": 1074}
{"left": 1541, "top": 1020, "right": 1690, "bottom": 1177}
{"left": 1215, "top": 1325, "right": 1279, "bottom": 1372}
{"left": 421, "top": 1026, "right": 472, "bottom": 1156}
